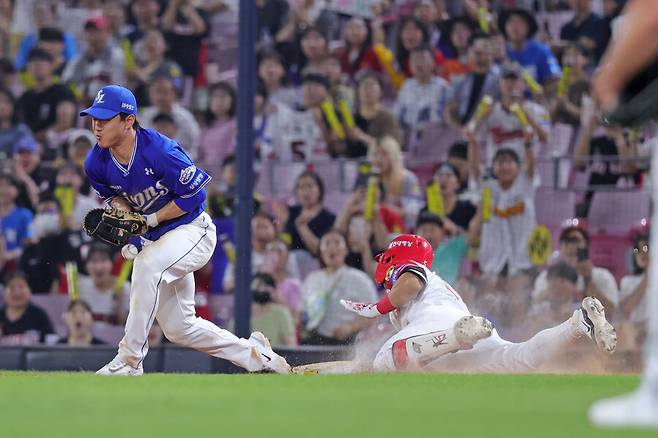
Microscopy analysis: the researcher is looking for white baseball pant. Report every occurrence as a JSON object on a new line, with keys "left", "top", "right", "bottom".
{"left": 117, "top": 212, "right": 271, "bottom": 372}
{"left": 373, "top": 305, "right": 578, "bottom": 372}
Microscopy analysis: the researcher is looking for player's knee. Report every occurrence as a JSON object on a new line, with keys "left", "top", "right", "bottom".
{"left": 159, "top": 320, "right": 194, "bottom": 344}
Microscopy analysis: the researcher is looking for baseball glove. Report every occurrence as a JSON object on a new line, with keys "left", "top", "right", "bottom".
{"left": 83, "top": 207, "right": 149, "bottom": 247}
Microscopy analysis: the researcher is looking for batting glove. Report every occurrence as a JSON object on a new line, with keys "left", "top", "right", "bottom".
{"left": 340, "top": 295, "right": 397, "bottom": 319}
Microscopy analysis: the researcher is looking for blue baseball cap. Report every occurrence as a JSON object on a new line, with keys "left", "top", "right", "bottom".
{"left": 80, "top": 85, "right": 138, "bottom": 120}
{"left": 14, "top": 135, "right": 39, "bottom": 154}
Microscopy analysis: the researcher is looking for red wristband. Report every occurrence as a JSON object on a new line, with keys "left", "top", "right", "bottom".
{"left": 375, "top": 295, "right": 396, "bottom": 315}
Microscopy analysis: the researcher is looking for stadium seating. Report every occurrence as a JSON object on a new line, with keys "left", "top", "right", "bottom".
{"left": 536, "top": 157, "right": 572, "bottom": 188}
{"left": 535, "top": 189, "right": 576, "bottom": 227}
{"left": 534, "top": 188, "right": 576, "bottom": 247}
{"left": 588, "top": 191, "right": 651, "bottom": 234}
{"left": 92, "top": 322, "right": 125, "bottom": 346}
{"left": 407, "top": 124, "right": 461, "bottom": 165}
{"left": 31, "top": 294, "right": 69, "bottom": 338}
{"left": 589, "top": 234, "right": 631, "bottom": 282}
{"left": 539, "top": 123, "right": 576, "bottom": 158}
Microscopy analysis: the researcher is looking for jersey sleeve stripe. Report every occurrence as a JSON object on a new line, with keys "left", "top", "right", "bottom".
{"left": 180, "top": 175, "right": 212, "bottom": 199}
{"left": 398, "top": 265, "right": 428, "bottom": 285}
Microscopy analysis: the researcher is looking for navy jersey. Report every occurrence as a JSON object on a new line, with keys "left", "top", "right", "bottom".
{"left": 84, "top": 128, "right": 211, "bottom": 241}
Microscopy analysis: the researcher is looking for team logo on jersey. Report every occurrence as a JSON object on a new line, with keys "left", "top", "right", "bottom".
{"left": 123, "top": 180, "right": 170, "bottom": 212}
{"left": 145, "top": 168, "right": 154, "bottom": 175}
{"left": 179, "top": 165, "right": 196, "bottom": 185}
{"left": 95, "top": 90, "right": 105, "bottom": 104}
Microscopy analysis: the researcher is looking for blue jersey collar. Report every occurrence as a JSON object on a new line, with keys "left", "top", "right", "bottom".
{"left": 110, "top": 134, "right": 138, "bottom": 176}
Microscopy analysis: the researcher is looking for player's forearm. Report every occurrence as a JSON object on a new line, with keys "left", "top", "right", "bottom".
{"left": 153, "top": 201, "right": 186, "bottom": 224}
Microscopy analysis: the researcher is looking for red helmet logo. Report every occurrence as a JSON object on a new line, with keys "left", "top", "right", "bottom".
{"left": 374, "top": 234, "right": 434, "bottom": 286}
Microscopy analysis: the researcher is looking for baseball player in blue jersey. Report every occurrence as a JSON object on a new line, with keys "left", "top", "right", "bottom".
{"left": 81, "top": 84, "right": 291, "bottom": 375}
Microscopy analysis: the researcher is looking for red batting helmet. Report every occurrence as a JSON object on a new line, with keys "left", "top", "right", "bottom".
{"left": 374, "top": 234, "right": 434, "bottom": 285}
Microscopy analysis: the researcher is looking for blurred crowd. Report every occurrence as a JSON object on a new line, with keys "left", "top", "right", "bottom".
{"left": 0, "top": 0, "right": 652, "bottom": 364}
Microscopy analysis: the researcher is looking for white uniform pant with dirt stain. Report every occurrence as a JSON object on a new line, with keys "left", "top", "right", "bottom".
{"left": 373, "top": 305, "right": 577, "bottom": 372}
{"left": 117, "top": 212, "right": 269, "bottom": 372}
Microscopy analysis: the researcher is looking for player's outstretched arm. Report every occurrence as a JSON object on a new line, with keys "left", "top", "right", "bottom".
{"left": 340, "top": 272, "right": 423, "bottom": 318}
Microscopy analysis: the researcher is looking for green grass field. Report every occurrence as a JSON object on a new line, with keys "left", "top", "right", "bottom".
{"left": 0, "top": 372, "right": 654, "bottom": 438}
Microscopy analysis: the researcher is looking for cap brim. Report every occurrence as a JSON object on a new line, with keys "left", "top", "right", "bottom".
{"left": 79, "top": 107, "right": 119, "bottom": 120}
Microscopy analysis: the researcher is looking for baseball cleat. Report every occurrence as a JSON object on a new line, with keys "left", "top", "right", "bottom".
{"left": 454, "top": 315, "right": 494, "bottom": 349}
{"left": 572, "top": 297, "right": 617, "bottom": 354}
{"left": 96, "top": 355, "right": 143, "bottom": 376}
{"left": 250, "top": 331, "right": 292, "bottom": 374}
{"left": 589, "top": 387, "right": 658, "bottom": 429}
